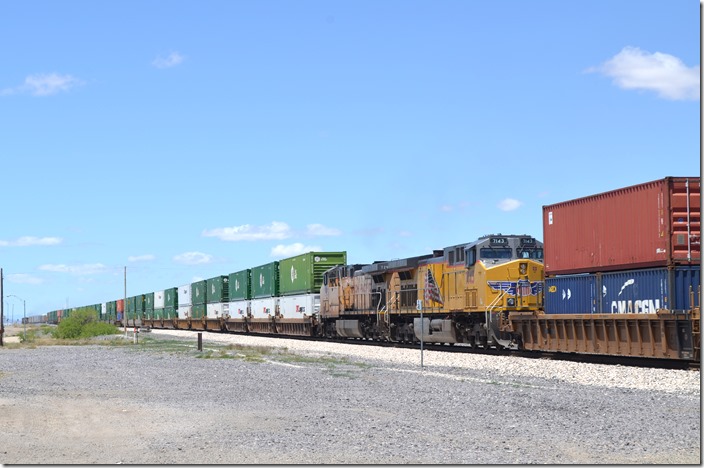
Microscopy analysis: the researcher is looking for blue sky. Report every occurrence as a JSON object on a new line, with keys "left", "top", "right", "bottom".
{"left": 0, "top": 0, "right": 699, "bottom": 319}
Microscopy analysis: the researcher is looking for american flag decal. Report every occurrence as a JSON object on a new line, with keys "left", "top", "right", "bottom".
{"left": 424, "top": 268, "right": 444, "bottom": 305}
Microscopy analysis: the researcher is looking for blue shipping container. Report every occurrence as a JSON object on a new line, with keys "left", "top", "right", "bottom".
{"left": 600, "top": 266, "right": 700, "bottom": 314}
{"left": 545, "top": 274, "right": 598, "bottom": 314}
{"left": 669, "top": 266, "right": 700, "bottom": 311}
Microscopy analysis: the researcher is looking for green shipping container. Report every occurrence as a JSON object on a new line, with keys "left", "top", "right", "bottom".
{"left": 228, "top": 270, "right": 251, "bottom": 300}
{"left": 144, "top": 292, "right": 155, "bottom": 312}
{"left": 192, "top": 303, "right": 206, "bottom": 319}
{"left": 206, "top": 275, "right": 229, "bottom": 304}
{"left": 250, "top": 262, "right": 279, "bottom": 299}
{"left": 126, "top": 296, "right": 136, "bottom": 319}
{"left": 135, "top": 294, "right": 145, "bottom": 316}
{"left": 164, "top": 306, "right": 177, "bottom": 319}
{"left": 279, "top": 251, "right": 347, "bottom": 296}
{"left": 191, "top": 280, "right": 207, "bottom": 305}
{"left": 164, "top": 287, "right": 178, "bottom": 308}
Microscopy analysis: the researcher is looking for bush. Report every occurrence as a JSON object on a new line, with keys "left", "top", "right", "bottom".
{"left": 52, "top": 309, "right": 119, "bottom": 339}
{"left": 80, "top": 321, "right": 120, "bottom": 338}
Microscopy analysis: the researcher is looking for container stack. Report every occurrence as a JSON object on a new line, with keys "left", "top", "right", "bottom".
{"left": 277, "top": 252, "right": 347, "bottom": 318}
{"left": 250, "top": 261, "right": 280, "bottom": 318}
{"left": 144, "top": 292, "right": 155, "bottom": 320}
{"left": 228, "top": 269, "right": 251, "bottom": 317}
{"left": 164, "top": 287, "right": 178, "bottom": 320}
{"left": 206, "top": 275, "right": 229, "bottom": 318}
{"left": 191, "top": 280, "right": 207, "bottom": 319}
{"left": 177, "top": 283, "right": 192, "bottom": 319}
{"left": 542, "top": 177, "right": 700, "bottom": 314}
{"left": 153, "top": 290, "right": 165, "bottom": 320}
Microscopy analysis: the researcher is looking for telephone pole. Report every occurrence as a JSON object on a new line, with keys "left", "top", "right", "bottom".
{"left": 1, "top": 268, "right": 4, "bottom": 347}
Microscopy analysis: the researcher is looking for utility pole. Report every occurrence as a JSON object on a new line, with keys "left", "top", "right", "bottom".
{"left": 1, "top": 268, "right": 4, "bottom": 347}
{"left": 124, "top": 266, "right": 127, "bottom": 334}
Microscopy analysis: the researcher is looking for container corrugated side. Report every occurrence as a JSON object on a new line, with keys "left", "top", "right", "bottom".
{"left": 154, "top": 290, "right": 165, "bottom": 309}
{"left": 164, "top": 287, "right": 178, "bottom": 308}
{"left": 144, "top": 292, "right": 155, "bottom": 312}
{"left": 670, "top": 266, "right": 700, "bottom": 311}
{"left": 544, "top": 274, "right": 598, "bottom": 314}
{"left": 543, "top": 177, "right": 700, "bottom": 275}
{"left": 206, "top": 275, "right": 229, "bottom": 303}
{"left": 229, "top": 270, "right": 251, "bottom": 300}
{"left": 251, "top": 262, "right": 280, "bottom": 298}
{"left": 178, "top": 283, "right": 192, "bottom": 306}
{"left": 278, "top": 251, "right": 347, "bottom": 296}
{"left": 601, "top": 266, "right": 700, "bottom": 313}
{"left": 191, "top": 280, "right": 207, "bottom": 305}
{"left": 192, "top": 303, "right": 206, "bottom": 319}
{"left": 135, "top": 294, "right": 145, "bottom": 316}
{"left": 164, "top": 306, "right": 177, "bottom": 319}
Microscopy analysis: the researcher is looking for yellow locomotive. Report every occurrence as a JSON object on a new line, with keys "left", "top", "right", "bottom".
{"left": 320, "top": 234, "right": 544, "bottom": 348}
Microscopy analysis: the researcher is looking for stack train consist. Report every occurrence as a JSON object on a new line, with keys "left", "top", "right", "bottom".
{"left": 35, "top": 177, "right": 700, "bottom": 362}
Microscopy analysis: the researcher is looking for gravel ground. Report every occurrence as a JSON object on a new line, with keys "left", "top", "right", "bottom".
{"left": 0, "top": 328, "right": 700, "bottom": 465}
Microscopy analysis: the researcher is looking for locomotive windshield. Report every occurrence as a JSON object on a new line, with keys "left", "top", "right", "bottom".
{"left": 517, "top": 248, "right": 543, "bottom": 260}
{"left": 479, "top": 247, "right": 513, "bottom": 259}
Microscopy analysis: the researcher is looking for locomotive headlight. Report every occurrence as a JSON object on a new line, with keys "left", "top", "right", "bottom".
{"left": 507, "top": 298, "right": 516, "bottom": 307}
{"left": 519, "top": 263, "right": 527, "bottom": 275}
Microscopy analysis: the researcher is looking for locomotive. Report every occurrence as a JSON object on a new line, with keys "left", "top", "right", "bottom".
{"left": 319, "top": 234, "right": 544, "bottom": 349}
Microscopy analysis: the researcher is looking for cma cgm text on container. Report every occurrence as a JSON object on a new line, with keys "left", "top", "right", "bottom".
{"left": 543, "top": 177, "right": 700, "bottom": 275}
{"left": 544, "top": 266, "right": 700, "bottom": 314}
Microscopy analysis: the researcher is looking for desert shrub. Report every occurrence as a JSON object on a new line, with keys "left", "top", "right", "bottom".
{"left": 52, "top": 309, "right": 118, "bottom": 339}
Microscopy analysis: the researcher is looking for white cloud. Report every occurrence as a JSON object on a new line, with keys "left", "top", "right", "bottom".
{"left": 128, "top": 254, "right": 156, "bottom": 262}
{"left": 498, "top": 198, "right": 523, "bottom": 212}
{"left": 587, "top": 46, "right": 699, "bottom": 101}
{"left": 38, "top": 263, "right": 108, "bottom": 275}
{"left": 173, "top": 251, "right": 213, "bottom": 265}
{"left": 440, "top": 205, "right": 453, "bottom": 212}
{"left": 0, "top": 236, "right": 62, "bottom": 247}
{"left": 1, "top": 73, "right": 84, "bottom": 97}
{"left": 270, "top": 243, "right": 322, "bottom": 258}
{"left": 203, "top": 222, "right": 292, "bottom": 241}
{"left": 6, "top": 273, "right": 43, "bottom": 285}
{"left": 152, "top": 52, "right": 185, "bottom": 69}
{"left": 306, "top": 224, "right": 342, "bottom": 236}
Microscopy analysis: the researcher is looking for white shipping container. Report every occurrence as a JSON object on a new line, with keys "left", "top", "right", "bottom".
{"left": 178, "top": 305, "right": 192, "bottom": 319}
{"left": 206, "top": 303, "right": 229, "bottom": 319}
{"left": 154, "top": 290, "right": 165, "bottom": 309}
{"left": 101, "top": 303, "right": 107, "bottom": 316}
{"left": 228, "top": 300, "right": 250, "bottom": 318}
{"left": 178, "top": 283, "right": 192, "bottom": 306}
{"left": 278, "top": 294, "right": 319, "bottom": 319}
{"left": 250, "top": 297, "right": 278, "bottom": 319}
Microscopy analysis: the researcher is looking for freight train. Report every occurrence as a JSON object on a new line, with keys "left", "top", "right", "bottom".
{"left": 32, "top": 177, "right": 701, "bottom": 362}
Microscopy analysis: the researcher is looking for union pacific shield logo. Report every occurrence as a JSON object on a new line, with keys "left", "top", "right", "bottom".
{"left": 488, "top": 281, "right": 543, "bottom": 296}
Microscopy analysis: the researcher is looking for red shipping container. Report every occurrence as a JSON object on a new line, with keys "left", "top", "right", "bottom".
{"left": 543, "top": 177, "right": 700, "bottom": 275}
{"left": 116, "top": 299, "right": 124, "bottom": 313}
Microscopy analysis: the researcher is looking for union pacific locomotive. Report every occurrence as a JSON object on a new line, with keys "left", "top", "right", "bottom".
{"left": 319, "top": 234, "right": 543, "bottom": 349}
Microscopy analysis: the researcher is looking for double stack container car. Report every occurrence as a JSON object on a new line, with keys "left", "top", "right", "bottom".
{"left": 542, "top": 176, "right": 700, "bottom": 315}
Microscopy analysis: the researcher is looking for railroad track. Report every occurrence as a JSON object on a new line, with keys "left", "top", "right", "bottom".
{"left": 157, "top": 327, "right": 700, "bottom": 371}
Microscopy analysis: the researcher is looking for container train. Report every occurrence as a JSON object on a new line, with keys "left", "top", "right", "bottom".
{"left": 32, "top": 177, "right": 701, "bottom": 362}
